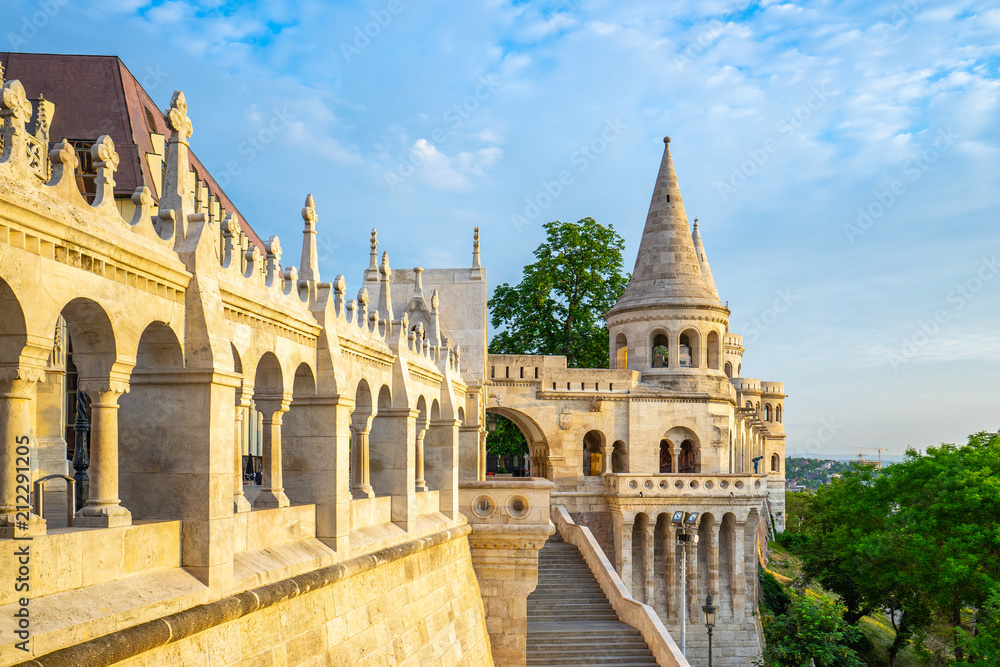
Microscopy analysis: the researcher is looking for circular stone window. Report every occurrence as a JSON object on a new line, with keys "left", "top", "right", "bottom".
{"left": 659, "top": 479, "right": 669, "bottom": 490}
{"left": 689, "top": 480, "right": 699, "bottom": 490}
{"left": 704, "top": 480, "right": 714, "bottom": 490}
{"left": 754, "top": 480, "right": 761, "bottom": 490}
{"left": 471, "top": 494, "right": 496, "bottom": 519}
{"left": 628, "top": 479, "right": 639, "bottom": 491}
{"left": 735, "top": 480, "right": 744, "bottom": 490}
{"left": 719, "top": 480, "right": 729, "bottom": 490}
{"left": 643, "top": 479, "right": 654, "bottom": 491}
{"left": 506, "top": 495, "right": 530, "bottom": 519}
{"left": 674, "top": 480, "right": 684, "bottom": 490}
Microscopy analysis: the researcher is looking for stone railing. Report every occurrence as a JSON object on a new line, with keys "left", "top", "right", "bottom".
{"left": 459, "top": 477, "right": 554, "bottom": 528}
{"left": 605, "top": 473, "right": 768, "bottom": 498}
{"left": 552, "top": 506, "right": 689, "bottom": 667}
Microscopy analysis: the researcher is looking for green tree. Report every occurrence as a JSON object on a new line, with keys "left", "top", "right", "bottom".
{"left": 957, "top": 588, "right": 1000, "bottom": 666}
{"left": 488, "top": 218, "right": 630, "bottom": 368}
{"left": 760, "top": 591, "right": 865, "bottom": 667}
{"left": 486, "top": 414, "right": 527, "bottom": 458}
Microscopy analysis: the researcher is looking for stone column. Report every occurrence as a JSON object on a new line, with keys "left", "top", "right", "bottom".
{"left": 615, "top": 512, "right": 633, "bottom": 591}
{"left": 732, "top": 521, "right": 746, "bottom": 618}
{"left": 600, "top": 445, "right": 612, "bottom": 475}
{"left": 351, "top": 419, "right": 374, "bottom": 498}
{"left": 458, "top": 424, "right": 481, "bottom": 481}
{"left": 253, "top": 395, "right": 291, "bottom": 508}
{"left": 479, "top": 428, "right": 487, "bottom": 480}
{"left": 76, "top": 380, "right": 132, "bottom": 527}
{"left": 709, "top": 522, "right": 721, "bottom": 600}
{"left": 687, "top": 532, "right": 699, "bottom": 621}
{"left": 425, "top": 417, "right": 460, "bottom": 518}
{"left": 644, "top": 518, "right": 655, "bottom": 605}
{"left": 665, "top": 524, "right": 677, "bottom": 623}
{"left": 414, "top": 427, "right": 428, "bottom": 492}
{"left": 369, "top": 407, "right": 417, "bottom": 531}
{"left": 0, "top": 372, "right": 46, "bottom": 537}
{"left": 233, "top": 390, "right": 252, "bottom": 513}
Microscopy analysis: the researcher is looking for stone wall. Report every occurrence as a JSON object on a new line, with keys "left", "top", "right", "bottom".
{"left": 15, "top": 527, "right": 493, "bottom": 667}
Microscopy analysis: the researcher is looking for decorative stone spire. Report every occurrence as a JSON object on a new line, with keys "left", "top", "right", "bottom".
{"left": 429, "top": 289, "right": 441, "bottom": 347}
{"left": 378, "top": 251, "right": 393, "bottom": 323}
{"left": 608, "top": 136, "right": 717, "bottom": 315}
{"left": 159, "top": 91, "right": 195, "bottom": 238}
{"left": 691, "top": 218, "right": 720, "bottom": 301}
{"left": 365, "top": 228, "right": 379, "bottom": 282}
{"left": 299, "top": 194, "right": 320, "bottom": 283}
{"left": 413, "top": 266, "right": 424, "bottom": 298}
{"left": 472, "top": 227, "right": 481, "bottom": 268}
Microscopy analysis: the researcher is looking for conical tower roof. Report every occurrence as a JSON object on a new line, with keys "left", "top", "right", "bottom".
{"left": 609, "top": 137, "right": 721, "bottom": 315}
{"left": 692, "top": 218, "right": 720, "bottom": 300}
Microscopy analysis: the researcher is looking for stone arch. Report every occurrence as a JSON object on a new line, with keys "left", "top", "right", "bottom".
{"left": 763, "top": 403, "right": 772, "bottom": 421}
{"left": 582, "top": 429, "right": 605, "bottom": 476}
{"left": 119, "top": 321, "right": 186, "bottom": 520}
{"left": 432, "top": 399, "right": 441, "bottom": 421}
{"left": 649, "top": 328, "right": 669, "bottom": 369}
{"left": 678, "top": 327, "right": 701, "bottom": 369}
{"left": 707, "top": 330, "right": 720, "bottom": 370}
{"left": 663, "top": 426, "right": 701, "bottom": 473}
{"left": 0, "top": 278, "right": 27, "bottom": 366}
{"left": 415, "top": 395, "right": 429, "bottom": 491}
{"left": 486, "top": 407, "right": 549, "bottom": 480}
{"left": 770, "top": 453, "right": 780, "bottom": 473}
{"left": 611, "top": 440, "right": 627, "bottom": 473}
{"left": 61, "top": 297, "right": 118, "bottom": 381}
{"left": 652, "top": 513, "right": 671, "bottom": 621}
{"left": 724, "top": 361, "right": 732, "bottom": 378}
{"left": 369, "top": 385, "right": 396, "bottom": 497}
{"left": 251, "top": 352, "right": 289, "bottom": 507}
{"left": 456, "top": 405, "right": 464, "bottom": 424}
{"left": 775, "top": 404, "right": 782, "bottom": 423}
{"left": 659, "top": 439, "right": 672, "bottom": 473}
{"left": 614, "top": 332, "right": 628, "bottom": 369}
{"left": 350, "top": 379, "right": 374, "bottom": 496}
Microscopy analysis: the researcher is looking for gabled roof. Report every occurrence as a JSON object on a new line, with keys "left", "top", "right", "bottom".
{"left": 0, "top": 52, "right": 263, "bottom": 251}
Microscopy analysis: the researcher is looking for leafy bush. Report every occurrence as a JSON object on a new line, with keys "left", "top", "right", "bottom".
{"left": 760, "top": 565, "right": 791, "bottom": 616}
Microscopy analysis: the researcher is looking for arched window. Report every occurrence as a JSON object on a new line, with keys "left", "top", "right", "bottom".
{"left": 745, "top": 401, "right": 753, "bottom": 409}
{"left": 615, "top": 333, "right": 628, "bottom": 369}
{"left": 612, "top": 441, "right": 627, "bottom": 473}
{"left": 771, "top": 453, "right": 779, "bottom": 472}
{"left": 724, "top": 361, "right": 733, "bottom": 378}
{"left": 776, "top": 405, "right": 782, "bottom": 423}
{"left": 756, "top": 401, "right": 760, "bottom": 414}
{"left": 679, "top": 440, "right": 697, "bottom": 473}
{"left": 651, "top": 332, "right": 668, "bottom": 368}
{"left": 707, "top": 331, "right": 720, "bottom": 370}
{"left": 659, "top": 440, "right": 672, "bottom": 473}
{"left": 764, "top": 404, "right": 772, "bottom": 421}
{"left": 678, "top": 329, "right": 700, "bottom": 368}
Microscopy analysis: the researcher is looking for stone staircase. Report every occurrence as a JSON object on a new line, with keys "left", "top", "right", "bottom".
{"left": 527, "top": 533, "right": 659, "bottom": 666}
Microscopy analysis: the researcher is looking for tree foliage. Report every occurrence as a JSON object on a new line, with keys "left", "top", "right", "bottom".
{"left": 796, "top": 430, "right": 1000, "bottom": 665}
{"left": 485, "top": 414, "right": 527, "bottom": 457}
{"left": 488, "top": 218, "right": 630, "bottom": 368}
{"left": 760, "top": 590, "right": 865, "bottom": 667}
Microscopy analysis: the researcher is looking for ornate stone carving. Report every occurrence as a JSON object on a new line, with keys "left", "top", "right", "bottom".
{"left": 302, "top": 193, "right": 317, "bottom": 230}
{"left": 164, "top": 90, "right": 193, "bottom": 142}
{"left": 91, "top": 135, "right": 120, "bottom": 211}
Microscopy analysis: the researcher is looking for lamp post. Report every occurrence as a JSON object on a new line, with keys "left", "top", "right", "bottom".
{"left": 486, "top": 413, "right": 497, "bottom": 434}
{"left": 671, "top": 510, "right": 700, "bottom": 656}
{"left": 702, "top": 593, "right": 717, "bottom": 667}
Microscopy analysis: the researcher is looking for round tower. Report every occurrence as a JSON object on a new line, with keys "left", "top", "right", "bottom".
{"left": 606, "top": 137, "right": 732, "bottom": 395}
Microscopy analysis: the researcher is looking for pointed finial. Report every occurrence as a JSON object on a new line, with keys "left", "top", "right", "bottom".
{"left": 472, "top": 227, "right": 481, "bottom": 269}
{"left": 414, "top": 267, "right": 424, "bottom": 297}
{"left": 693, "top": 217, "right": 699, "bottom": 228}
{"left": 302, "top": 194, "right": 317, "bottom": 229}
{"left": 664, "top": 136, "right": 671, "bottom": 144}
{"left": 370, "top": 228, "right": 378, "bottom": 252}
{"left": 431, "top": 289, "right": 439, "bottom": 311}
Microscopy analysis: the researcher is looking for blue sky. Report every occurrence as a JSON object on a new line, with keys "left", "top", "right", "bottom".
{"left": 6, "top": 0, "right": 999, "bottom": 457}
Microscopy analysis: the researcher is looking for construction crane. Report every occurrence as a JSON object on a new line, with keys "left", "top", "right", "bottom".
{"left": 856, "top": 446, "right": 890, "bottom": 469}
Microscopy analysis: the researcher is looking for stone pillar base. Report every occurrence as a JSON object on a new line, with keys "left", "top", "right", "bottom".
{"left": 76, "top": 503, "right": 131, "bottom": 527}
{"left": 0, "top": 513, "right": 46, "bottom": 538}
{"left": 253, "top": 489, "right": 290, "bottom": 508}
{"left": 234, "top": 494, "right": 252, "bottom": 513}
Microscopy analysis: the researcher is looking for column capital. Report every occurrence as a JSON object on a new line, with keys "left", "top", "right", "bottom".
{"left": 79, "top": 377, "right": 130, "bottom": 403}
{"left": 255, "top": 393, "right": 292, "bottom": 417}
{"left": 0, "top": 364, "right": 46, "bottom": 388}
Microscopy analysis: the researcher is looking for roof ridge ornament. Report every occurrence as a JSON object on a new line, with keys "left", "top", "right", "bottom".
{"left": 164, "top": 90, "right": 193, "bottom": 143}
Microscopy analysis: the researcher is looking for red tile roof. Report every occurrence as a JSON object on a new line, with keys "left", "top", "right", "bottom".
{"left": 0, "top": 52, "right": 264, "bottom": 251}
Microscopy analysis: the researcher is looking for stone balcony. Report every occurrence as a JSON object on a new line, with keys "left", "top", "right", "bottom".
{"left": 604, "top": 473, "right": 769, "bottom": 498}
